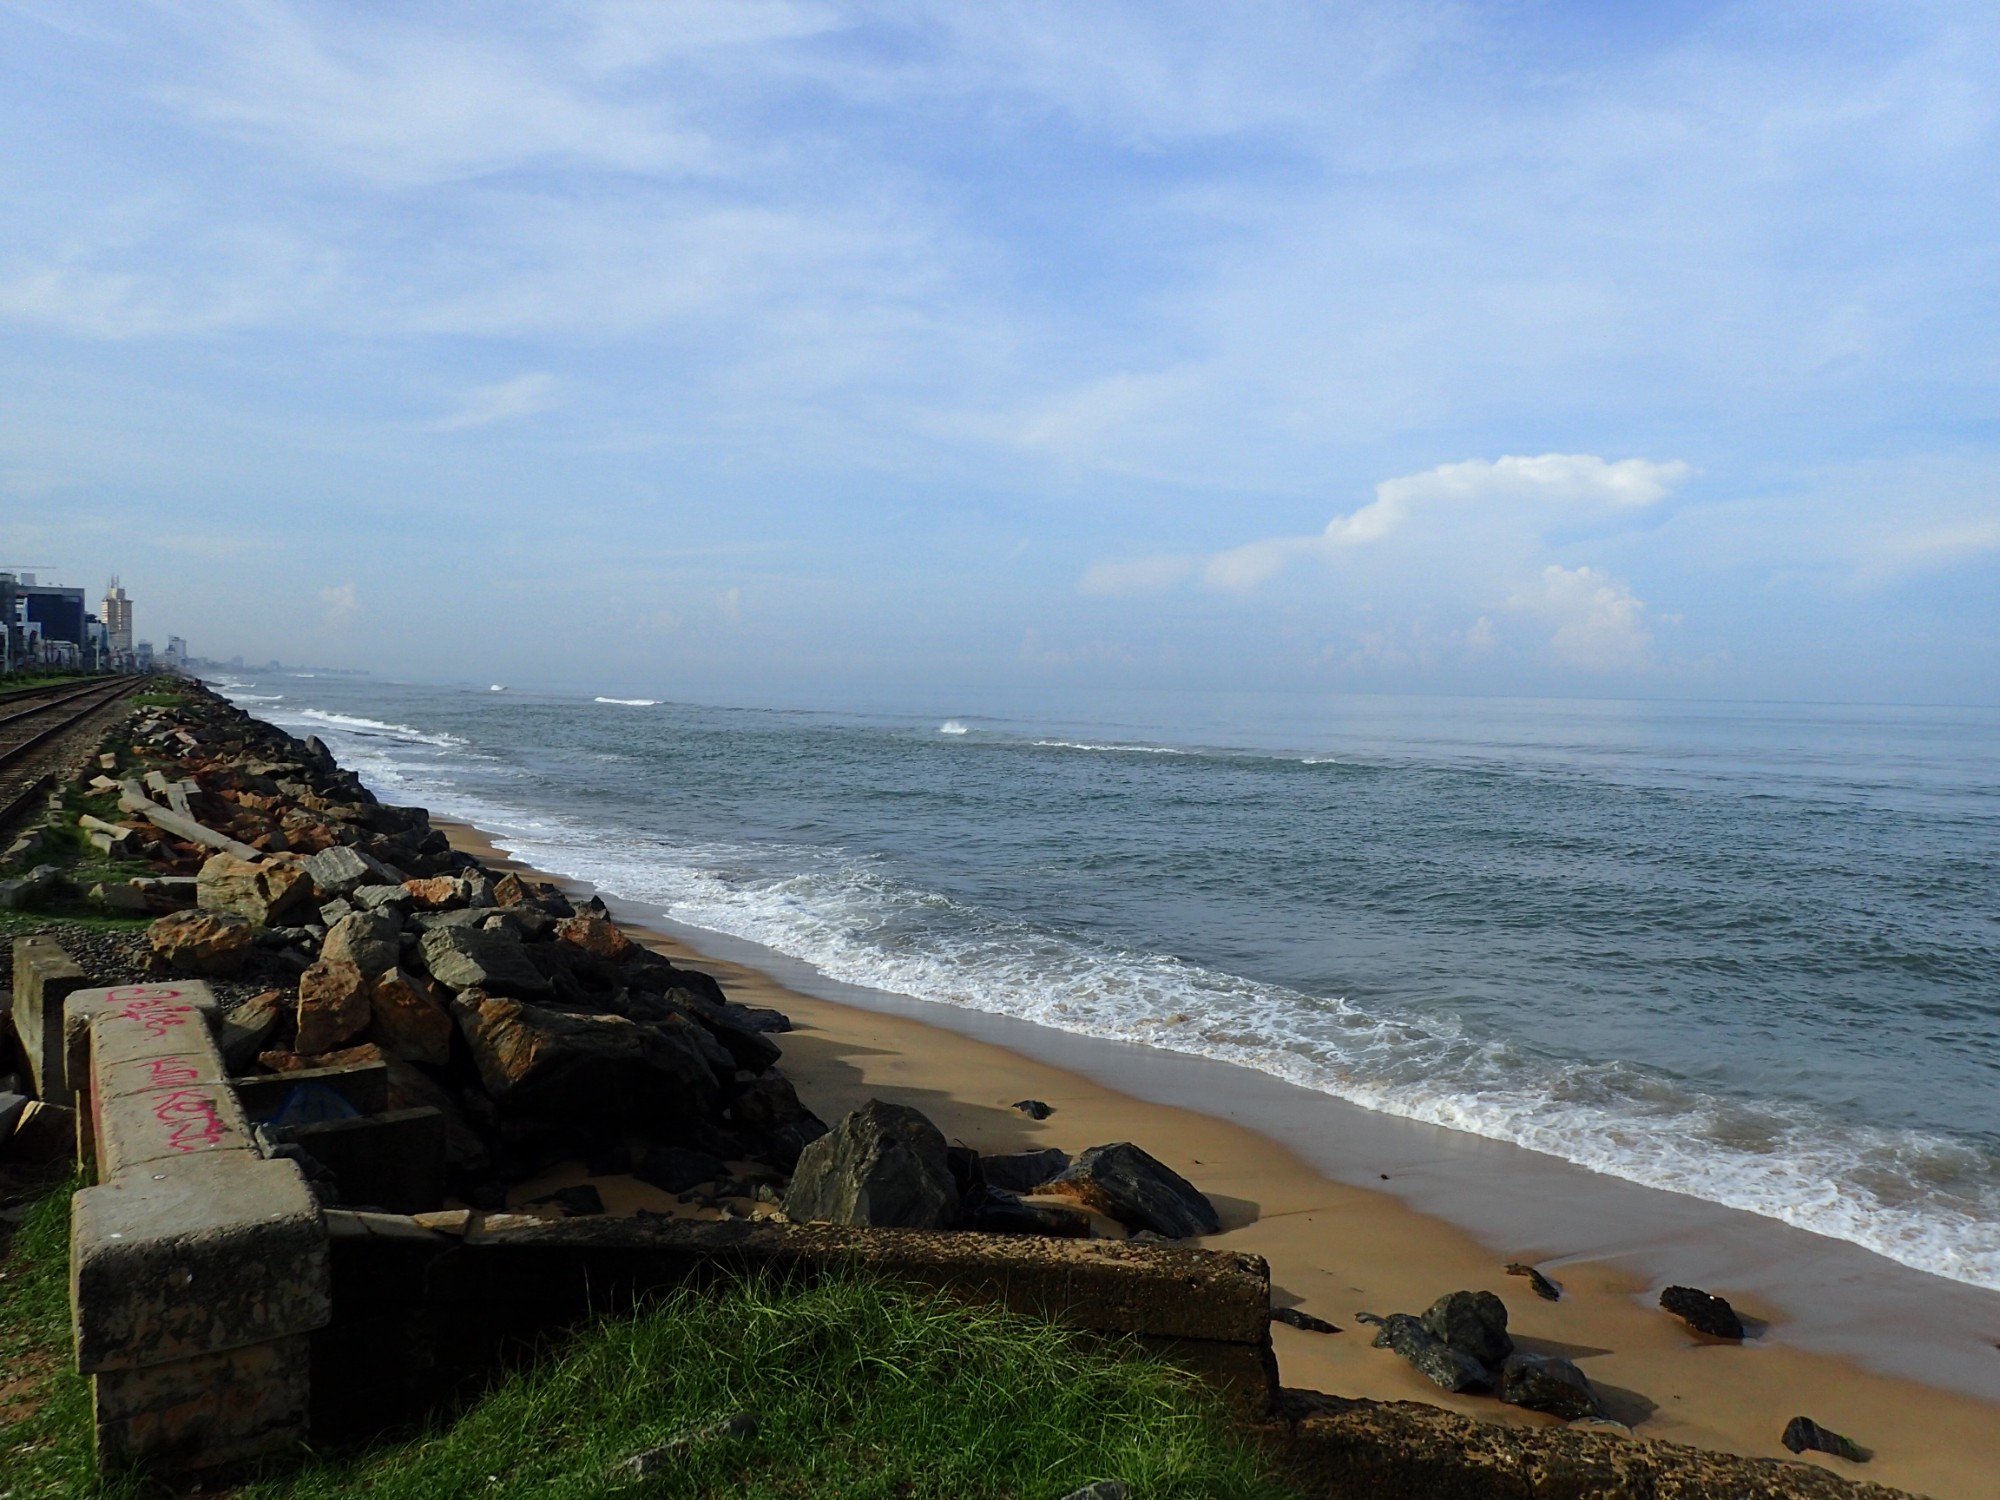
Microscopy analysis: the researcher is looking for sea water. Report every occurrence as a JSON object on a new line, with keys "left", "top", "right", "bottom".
{"left": 216, "top": 677, "right": 2000, "bottom": 1291}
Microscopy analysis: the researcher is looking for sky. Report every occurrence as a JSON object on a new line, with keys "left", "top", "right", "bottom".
{"left": 2, "top": 0, "right": 1997, "bottom": 706}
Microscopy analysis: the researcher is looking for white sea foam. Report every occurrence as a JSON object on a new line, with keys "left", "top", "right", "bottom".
{"left": 939, "top": 720, "right": 970, "bottom": 735}
{"left": 596, "top": 697, "right": 661, "bottom": 707}
{"left": 294, "top": 708, "right": 466, "bottom": 748}
{"left": 230, "top": 692, "right": 284, "bottom": 703}
{"left": 1032, "top": 739, "right": 1191, "bottom": 755}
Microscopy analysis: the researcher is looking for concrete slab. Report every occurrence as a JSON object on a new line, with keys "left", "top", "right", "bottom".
{"left": 271, "top": 1107, "right": 445, "bottom": 1214}
{"left": 93, "top": 1331, "right": 311, "bottom": 1471}
{"left": 9, "top": 936, "right": 90, "bottom": 1100}
{"left": 95, "top": 1079, "right": 255, "bottom": 1179}
{"left": 232, "top": 1060, "right": 388, "bottom": 1121}
{"left": 71, "top": 1152, "right": 330, "bottom": 1374}
{"left": 62, "top": 982, "right": 220, "bottom": 1110}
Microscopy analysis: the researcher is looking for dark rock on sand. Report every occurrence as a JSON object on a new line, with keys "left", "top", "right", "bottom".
{"left": 1498, "top": 1351, "right": 1602, "bottom": 1420}
{"left": 1012, "top": 1099, "right": 1055, "bottom": 1120}
{"left": 1420, "top": 1290, "right": 1513, "bottom": 1369}
{"left": 1782, "top": 1416, "right": 1871, "bottom": 1462}
{"left": 1362, "top": 1312, "right": 1492, "bottom": 1393}
{"left": 783, "top": 1098, "right": 959, "bottom": 1231}
{"left": 1039, "top": 1141, "right": 1220, "bottom": 1239}
{"left": 980, "top": 1146, "right": 1070, "bottom": 1194}
{"left": 1660, "top": 1284, "right": 1745, "bottom": 1340}
{"left": 761, "top": 1116, "right": 831, "bottom": 1173}
{"left": 1271, "top": 1307, "right": 1340, "bottom": 1334}
{"left": 1506, "top": 1261, "right": 1562, "bottom": 1301}
{"left": 964, "top": 1186, "right": 1091, "bottom": 1238}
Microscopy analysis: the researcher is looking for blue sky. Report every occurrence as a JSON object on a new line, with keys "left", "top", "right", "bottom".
{"left": 3, "top": 1, "right": 1997, "bottom": 704}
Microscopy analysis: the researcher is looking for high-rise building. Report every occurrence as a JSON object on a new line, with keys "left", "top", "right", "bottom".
{"left": 102, "top": 578, "right": 133, "bottom": 659}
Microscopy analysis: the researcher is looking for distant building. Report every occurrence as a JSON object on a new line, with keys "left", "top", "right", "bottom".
{"left": 20, "top": 581, "right": 87, "bottom": 653}
{"left": 0, "top": 573, "right": 17, "bottom": 672}
{"left": 102, "top": 578, "right": 133, "bottom": 665}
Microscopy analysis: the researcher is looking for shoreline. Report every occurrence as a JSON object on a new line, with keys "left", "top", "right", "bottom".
{"left": 438, "top": 818, "right": 2000, "bottom": 1500}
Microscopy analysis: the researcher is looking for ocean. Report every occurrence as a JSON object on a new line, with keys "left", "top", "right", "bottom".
{"left": 214, "top": 674, "right": 2000, "bottom": 1292}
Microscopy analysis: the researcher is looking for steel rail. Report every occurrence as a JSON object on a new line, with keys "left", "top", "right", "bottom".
{"left": 0, "top": 677, "right": 146, "bottom": 835}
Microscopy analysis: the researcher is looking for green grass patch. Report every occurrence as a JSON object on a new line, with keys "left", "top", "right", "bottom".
{"left": 0, "top": 1174, "right": 141, "bottom": 1500}
{"left": 127, "top": 694, "right": 185, "bottom": 710}
{"left": 0, "top": 1172, "right": 1292, "bottom": 1500}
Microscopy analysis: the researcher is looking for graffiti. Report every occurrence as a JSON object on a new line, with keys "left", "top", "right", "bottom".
{"left": 140, "top": 1056, "right": 204, "bottom": 1089}
{"left": 149, "top": 1089, "right": 231, "bottom": 1153}
{"left": 104, "top": 985, "right": 195, "bottom": 1040}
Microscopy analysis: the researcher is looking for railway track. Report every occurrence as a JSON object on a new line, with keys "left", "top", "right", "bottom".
{"left": 0, "top": 676, "right": 147, "bottom": 838}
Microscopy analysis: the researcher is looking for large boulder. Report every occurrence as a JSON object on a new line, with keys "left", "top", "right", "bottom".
{"left": 1659, "top": 1285, "right": 1744, "bottom": 1340}
{"left": 304, "top": 843, "right": 397, "bottom": 897}
{"left": 1367, "top": 1312, "right": 1492, "bottom": 1393}
{"left": 783, "top": 1099, "right": 958, "bottom": 1230}
{"left": 296, "top": 957, "right": 372, "bottom": 1054}
{"left": 451, "top": 991, "right": 716, "bottom": 1119}
{"left": 147, "top": 909, "right": 255, "bottom": 976}
{"left": 369, "top": 966, "right": 453, "bottom": 1065}
{"left": 557, "top": 914, "right": 637, "bottom": 963}
{"left": 196, "top": 853, "right": 312, "bottom": 927}
{"left": 419, "top": 925, "right": 553, "bottom": 997}
{"left": 980, "top": 1147, "right": 1071, "bottom": 1194}
{"left": 1038, "top": 1142, "right": 1220, "bottom": 1238}
{"left": 216, "top": 989, "right": 286, "bottom": 1070}
{"left": 1497, "top": 1352, "right": 1601, "bottom": 1420}
{"left": 1421, "top": 1291, "right": 1513, "bottom": 1370}
{"left": 322, "top": 909, "right": 402, "bottom": 979}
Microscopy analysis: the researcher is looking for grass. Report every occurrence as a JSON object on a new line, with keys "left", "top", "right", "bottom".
{"left": 0, "top": 1176, "right": 1294, "bottom": 1500}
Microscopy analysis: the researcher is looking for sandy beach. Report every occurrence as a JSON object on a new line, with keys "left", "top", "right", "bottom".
{"left": 440, "top": 820, "right": 2000, "bottom": 1500}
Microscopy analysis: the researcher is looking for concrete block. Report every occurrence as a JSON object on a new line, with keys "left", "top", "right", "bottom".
{"left": 95, "top": 1077, "right": 255, "bottom": 1180}
{"left": 232, "top": 1060, "right": 388, "bottom": 1121}
{"left": 71, "top": 1152, "right": 331, "bottom": 1374}
{"left": 62, "top": 982, "right": 220, "bottom": 1111}
{"left": 93, "top": 1331, "right": 311, "bottom": 1472}
{"left": 273, "top": 1107, "right": 446, "bottom": 1214}
{"left": 9, "top": 935, "right": 90, "bottom": 1100}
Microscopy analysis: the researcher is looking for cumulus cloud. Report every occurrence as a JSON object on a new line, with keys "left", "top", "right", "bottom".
{"left": 1510, "top": 564, "right": 1652, "bottom": 671}
{"left": 1078, "top": 553, "right": 1199, "bottom": 597}
{"left": 1200, "top": 454, "right": 1689, "bottom": 592}
{"left": 428, "top": 373, "right": 560, "bottom": 431}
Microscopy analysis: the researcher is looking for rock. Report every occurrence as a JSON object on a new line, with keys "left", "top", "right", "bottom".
{"left": 1506, "top": 1262, "right": 1562, "bottom": 1301}
{"left": 451, "top": 992, "right": 716, "bottom": 1120}
{"left": 1363, "top": 1312, "right": 1492, "bottom": 1393}
{"left": 304, "top": 843, "right": 395, "bottom": 896}
{"left": 1272, "top": 1307, "right": 1340, "bottom": 1334}
{"left": 963, "top": 1187, "right": 1091, "bottom": 1238}
{"left": 403, "top": 875, "right": 466, "bottom": 911}
{"left": 216, "top": 989, "right": 286, "bottom": 1071}
{"left": 1781, "top": 1416, "right": 1869, "bottom": 1463}
{"left": 1039, "top": 1142, "right": 1220, "bottom": 1239}
{"left": 783, "top": 1099, "right": 959, "bottom": 1231}
{"left": 1498, "top": 1352, "right": 1601, "bottom": 1420}
{"left": 322, "top": 909, "right": 402, "bottom": 979}
{"left": 89, "top": 882, "right": 154, "bottom": 913}
{"left": 351, "top": 883, "right": 416, "bottom": 914}
{"left": 368, "top": 966, "right": 454, "bottom": 1065}
{"left": 761, "top": 1116, "right": 831, "bottom": 1173}
{"left": 1420, "top": 1290, "right": 1513, "bottom": 1369}
{"left": 730, "top": 1073, "right": 821, "bottom": 1136}
{"left": 147, "top": 908, "right": 255, "bottom": 975}
{"left": 527, "top": 1184, "right": 605, "bottom": 1217}
{"left": 672, "top": 991, "right": 783, "bottom": 1074}
{"left": 196, "top": 852, "right": 312, "bottom": 926}
{"left": 418, "top": 924, "right": 553, "bottom": 997}
{"left": 557, "top": 913, "right": 637, "bottom": 963}
{"left": 635, "top": 1145, "right": 726, "bottom": 1193}
{"left": 1013, "top": 1099, "right": 1055, "bottom": 1120}
{"left": 296, "top": 957, "right": 372, "bottom": 1054}
{"left": 0, "top": 864, "right": 63, "bottom": 910}
{"left": 609, "top": 1412, "right": 757, "bottom": 1482}
{"left": 980, "top": 1147, "right": 1070, "bottom": 1194}
{"left": 1660, "top": 1285, "right": 1745, "bottom": 1340}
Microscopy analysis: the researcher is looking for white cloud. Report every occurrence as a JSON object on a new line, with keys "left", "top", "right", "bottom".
{"left": 1200, "top": 454, "right": 1690, "bottom": 592}
{"left": 1510, "top": 564, "right": 1652, "bottom": 671}
{"left": 318, "top": 581, "right": 358, "bottom": 628}
{"left": 428, "top": 374, "right": 560, "bottom": 432}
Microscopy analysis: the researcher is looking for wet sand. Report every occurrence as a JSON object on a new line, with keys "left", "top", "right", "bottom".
{"left": 440, "top": 820, "right": 2000, "bottom": 1500}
